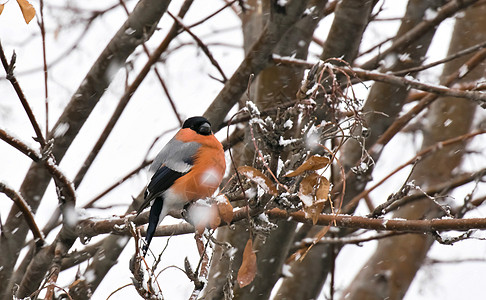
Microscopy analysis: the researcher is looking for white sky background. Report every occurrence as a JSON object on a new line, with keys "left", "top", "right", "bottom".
{"left": 0, "top": 0, "right": 485, "bottom": 299}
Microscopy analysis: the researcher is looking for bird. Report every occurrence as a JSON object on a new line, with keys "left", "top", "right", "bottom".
{"left": 137, "top": 116, "right": 226, "bottom": 256}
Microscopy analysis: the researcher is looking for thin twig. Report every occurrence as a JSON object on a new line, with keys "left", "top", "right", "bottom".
{"left": 84, "top": 160, "right": 151, "bottom": 208}
{"left": 106, "top": 283, "right": 133, "bottom": 300}
{"left": 273, "top": 56, "right": 486, "bottom": 105}
{"left": 0, "top": 9, "right": 104, "bottom": 79}
{"left": 358, "top": 36, "right": 393, "bottom": 58}
{"left": 368, "top": 47, "right": 486, "bottom": 155}
{"left": 226, "top": 109, "right": 250, "bottom": 234}
{"left": 0, "top": 41, "right": 46, "bottom": 147}
{"left": 0, "top": 128, "right": 76, "bottom": 209}
{"left": 359, "top": 0, "right": 479, "bottom": 70}
{"left": 392, "top": 40, "right": 486, "bottom": 76}
{"left": 168, "top": 11, "right": 228, "bottom": 82}
{"left": 368, "top": 162, "right": 418, "bottom": 218}
{"left": 189, "top": 0, "right": 238, "bottom": 28}
{"left": 38, "top": 0, "right": 49, "bottom": 138}
{"left": 345, "top": 130, "right": 486, "bottom": 211}
{"left": 0, "top": 128, "right": 40, "bottom": 161}
{"left": 388, "top": 169, "right": 486, "bottom": 216}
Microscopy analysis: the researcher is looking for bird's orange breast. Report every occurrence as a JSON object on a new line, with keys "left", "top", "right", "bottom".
{"left": 171, "top": 133, "right": 226, "bottom": 201}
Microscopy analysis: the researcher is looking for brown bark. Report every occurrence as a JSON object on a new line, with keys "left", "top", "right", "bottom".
{"left": 203, "top": 0, "right": 311, "bottom": 129}
{"left": 276, "top": 1, "right": 446, "bottom": 299}
{"left": 205, "top": 1, "right": 321, "bottom": 299}
{"left": 203, "top": 1, "right": 267, "bottom": 297}
{"left": 0, "top": 0, "right": 172, "bottom": 298}
{"left": 236, "top": 2, "right": 328, "bottom": 299}
{"left": 320, "top": 0, "right": 374, "bottom": 62}
{"left": 342, "top": 3, "right": 485, "bottom": 299}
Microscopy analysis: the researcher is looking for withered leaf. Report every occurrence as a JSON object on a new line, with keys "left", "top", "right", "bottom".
{"left": 300, "top": 174, "right": 330, "bottom": 224}
{"left": 238, "top": 166, "right": 278, "bottom": 195}
{"left": 0, "top": 4, "right": 4, "bottom": 15}
{"left": 285, "top": 155, "right": 330, "bottom": 177}
{"left": 299, "top": 172, "right": 318, "bottom": 199}
{"left": 237, "top": 238, "right": 257, "bottom": 288}
{"left": 316, "top": 176, "right": 330, "bottom": 201}
{"left": 16, "top": 0, "right": 36, "bottom": 24}
{"left": 208, "top": 203, "right": 221, "bottom": 231}
{"left": 216, "top": 195, "right": 233, "bottom": 224}
{"left": 303, "top": 201, "right": 326, "bottom": 225}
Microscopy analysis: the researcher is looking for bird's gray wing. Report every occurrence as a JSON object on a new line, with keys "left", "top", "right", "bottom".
{"left": 148, "top": 137, "right": 201, "bottom": 176}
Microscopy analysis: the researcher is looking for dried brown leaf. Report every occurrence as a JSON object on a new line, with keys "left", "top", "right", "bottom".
{"left": 237, "top": 238, "right": 257, "bottom": 288}
{"left": 0, "top": 4, "right": 4, "bottom": 15}
{"left": 299, "top": 174, "right": 330, "bottom": 224}
{"left": 238, "top": 166, "right": 278, "bottom": 195}
{"left": 303, "top": 201, "right": 326, "bottom": 225}
{"left": 316, "top": 176, "right": 330, "bottom": 201}
{"left": 285, "top": 155, "right": 330, "bottom": 177}
{"left": 208, "top": 203, "right": 221, "bottom": 230}
{"left": 216, "top": 195, "right": 233, "bottom": 224}
{"left": 299, "top": 172, "right": 318, "bottom": 197}
{"left": 16, "top": 0, "right": 36, "bottom": 24}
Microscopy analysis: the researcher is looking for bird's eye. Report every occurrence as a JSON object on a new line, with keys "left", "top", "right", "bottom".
{"left": 198, "top": 122, "right": 211, "bottom": 135}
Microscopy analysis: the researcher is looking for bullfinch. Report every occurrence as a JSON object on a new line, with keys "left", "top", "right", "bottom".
{"left": 137, "top": 116, "right": 226, "bottom": 256}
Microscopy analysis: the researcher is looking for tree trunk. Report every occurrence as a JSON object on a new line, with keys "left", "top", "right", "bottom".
{"left": 342, "top": 3, "right": 485, "bottom": 299}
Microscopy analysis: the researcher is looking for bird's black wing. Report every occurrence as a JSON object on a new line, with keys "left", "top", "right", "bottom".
{"left": 136, "top": 165, "right": 189, "bottom": 215}
{"left": 139, "top": 164, "right": 192, "bottom": 256}
{"left": 147, "top": 165, "right": 186, "bottom": 197}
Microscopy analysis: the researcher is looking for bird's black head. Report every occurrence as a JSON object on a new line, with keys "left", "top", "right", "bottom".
{"left": 183, "top": 116, "right": 212, "bottom": 135}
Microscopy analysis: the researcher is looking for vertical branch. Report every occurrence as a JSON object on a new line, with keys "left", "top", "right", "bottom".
{"left": 343, "top": 3, "right": 486, "bottom": 298}
{"left": 38, "top": 0, "right": 49, "bottom": 137}
{"left": 203, "top": 0, "right": 311, "bottom": 129}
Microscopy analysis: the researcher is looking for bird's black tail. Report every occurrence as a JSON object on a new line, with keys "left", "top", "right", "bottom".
{"left": 142, "top": 198, "right": 163, "bottom": 256}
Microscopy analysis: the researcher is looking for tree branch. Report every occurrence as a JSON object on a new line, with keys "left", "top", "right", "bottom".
{"left": 0, "top": 182, "right": 44, "bottom": 244}
{"left": 392, "top": 40, "right": 486, "bottom": 76}
{"left": 346, "top": 130, "right": 486, "bottom": 211}
{"left": 0, "top": 42, "right": 46, "bottom": 147}
{"left": 168, "top": 11, "right": 228, "bottom": 82}
{"left": 72, "top": 0, "right": 192, "bottom": 189}
{"left": 1, "top": 1, "right": 174, "bottom": 296}
{"left": 273, "top": 56, "right": 486, "bottom": 105}
{"left": 75, "top": 204, "right": 486, "bottom": 241}
{"left": 203, "top": 0, "right": 311, "bottom": 129}
{"left": 359, "top": 0, "right": 479, "bottom": 70}
{"left": 348, "top": 67, "right": 486, "bottom": 106}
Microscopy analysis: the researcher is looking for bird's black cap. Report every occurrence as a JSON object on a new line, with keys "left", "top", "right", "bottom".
{"left": 183, "top": 116, "right": 212, "bottom": 135}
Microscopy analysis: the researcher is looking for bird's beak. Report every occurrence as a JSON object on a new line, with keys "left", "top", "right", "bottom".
{"left": 200, "top": 122, "right": 211, "bottom": 134}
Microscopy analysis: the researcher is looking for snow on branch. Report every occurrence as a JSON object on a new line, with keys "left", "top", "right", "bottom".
{"left": 273, "top": 56, "right": 486, "bottom": 107}
{"left": 75, "top": 203, "right": 486, "bottom": 241}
